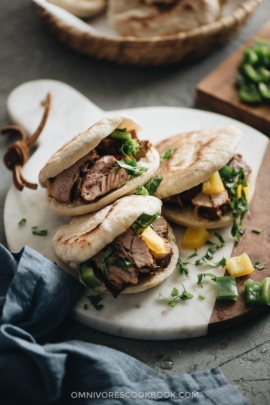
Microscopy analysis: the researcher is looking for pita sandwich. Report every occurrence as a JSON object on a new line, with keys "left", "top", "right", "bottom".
{"left": 47, "top": 0, "right": 106, "bottom": 18}
{"left": 108, "top": 0, "right": 221, "bottom": 37}
{"left": 154, "top": 126, "right": 254, "bottom": 229}
{"left": 39, "top": 115, "right": 160, "bottom": 216}
{"left": 52, "top": 195, "right": 179, "bottom": 296}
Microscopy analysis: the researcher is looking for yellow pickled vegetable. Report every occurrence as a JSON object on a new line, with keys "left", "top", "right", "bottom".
{"left": 181, "top": 226, "right": 210, "bottom": 249}
{"left": 226, "top": 253, "right": 255, "bottom": 277}
{"left": 141, "top": 226, "right": 167, "bottom": 259}
{"left": 237, "top": 183, "right": 250, "bottom": 199}
{"left": 202, "top": 171, "right": 225, "bottom": 194}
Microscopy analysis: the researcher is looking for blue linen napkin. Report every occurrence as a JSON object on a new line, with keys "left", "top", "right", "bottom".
{"left": 0, "top": 244, "right": 249, "bottom": 405}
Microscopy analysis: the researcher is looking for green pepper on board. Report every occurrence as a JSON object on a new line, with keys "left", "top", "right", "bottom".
{"left": 243, "top": 48, "right": 259, "bottom": 65}
{"left": 245, "top": 278, "right": 270, "bottom": 305}
{"left": 258, "top": 83, "right": 270, "bottom": 100}
{"left": 241, "top": 64, "right": 262, "bottom": 83}
{"left": 216, "top": 276, "right": 238, "bottom": 301}
{"left": 238, "top": 84, "right": 262, "bottom": 104}
{"left": 197, "top": 273, "right": 238, "bottom": 301}
{"left": 235, "top": 38, "right": 270, "bottom": 105}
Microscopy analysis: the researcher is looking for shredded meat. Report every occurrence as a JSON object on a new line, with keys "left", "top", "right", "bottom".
{"left": 91, "top": 217, "right": 173, "bottom": 297}
{"left": 49, "top": 133, "right": 151, "bottom": 204}
{"left": 88, "top": 155, "right": 117, "bottom": 174}
{"left": 152, "top": 216, "right": 169, "bottom": 238}
{"left": 115, "top": 228, "right": 155, "bottom": 269}
{"left": 81, "top": 166, "right": 130, "bottom": 203}
{"left": 192, "top": 191, "right": 230, "bottom": 220}
{"left": 134, "top": 140, "right": 151, "bottom": 159}
{"left": 156, "top": 241, "right": 173, "bottom": 268}
{"left": 107, "top": 265, "right": 138, "bottom": 288}
{"left": 48, "top": 150, "right": 99, "bottom": 203}
{"left": 228, "top": 153, "right": 252, "bottom": 177}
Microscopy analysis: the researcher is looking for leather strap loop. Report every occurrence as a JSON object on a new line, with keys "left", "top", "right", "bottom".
{"left": 1, "top": 93, "right": 51, "bottom": 191}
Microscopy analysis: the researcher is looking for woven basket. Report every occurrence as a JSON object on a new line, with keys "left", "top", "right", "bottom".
{"left": 33, "top": 0, "right": 261, "bottom": 66}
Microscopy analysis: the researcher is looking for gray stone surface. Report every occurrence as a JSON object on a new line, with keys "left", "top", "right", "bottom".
{"left": 1, "top": 1, "right": 270, "bottom": 403}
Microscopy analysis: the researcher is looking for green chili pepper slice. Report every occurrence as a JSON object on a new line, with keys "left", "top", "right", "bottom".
{"left": 245, "top": 278, "right": 270, "bottom": 305}
{"left": 243, "top": 48, "right": 259, "bottom": 65}
{"left": 80, "top": 261, "right": 101, "bottom": 289}
{"left": 257, "top": 67, "right": 270, "bottom": 83}
{"left": 253, "top": 45, "right": 270, "bottom": 66}
{"left": 258, "top": 83, "right": 270, "bottom": 100}
{"left": 236, "top": 38, "right": 270, "bottom": 106}
{"left": 108, "top": 128, "right": 132, "bottom": 141}
{"left": 261, "top": 278, "right": 270, "bottom": 305}
{"left": 238, "top": 84, "right": 262, "bottom": 104}
{"left": 242, "top": 64, "right": 262, "bottom": 83}
{"left": 216, "top": 276, "right": 238, "bottom": 301}
{"left": 244, "top": 279, "right": 262, "bottom": 305}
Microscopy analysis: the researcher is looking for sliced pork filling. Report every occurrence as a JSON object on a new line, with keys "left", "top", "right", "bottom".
{"left": 91, "top": 216, "right": 173, "bottom": 297}
{"left": 48, "top": 137, "right": 151, "bottom": 204}
{"left": 163, "top": 154, "right": 251, "bottom": 221}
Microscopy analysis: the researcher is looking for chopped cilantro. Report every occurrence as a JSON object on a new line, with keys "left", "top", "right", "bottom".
{"left": 135, "top": 175, "right": 163, "bottom": 196}
{"left": 120, "top": 138, "right": 140, "bottom": 157}
{"left": 160, "top": 148, "right": 174, "bottom": 161}
{"left": 205, "top": 240, "right": 215, "bottom": 245}
{"left": 219, "top": 166, "right": 249, "bottom": 242}
{"left": 117, "top": 159, "right": 148, "bottom": 176}
{"left": 159, "top": 283, "right": 193, "bottom": 307}
{"left": 19, "top": 218, "right": 26, "bottom": 226}
{"left": 135, "top": 186, "right": 149, "bottom": 196}
{"left": 195, "top": 244, "right": 220, "bottom": 265}
{"left": 252, "top": 227, "right": 261, "bottom": 234}
{"left": 197, "top": 273, "right": 217, "bottom": 288}
{"left": 187, "top": 250, "right": 198, "bottom": 259}
{"left": 131, "top": 213, "right": 159, "bottom": 234}
{"left": 214, "top": 232, "right": 225, "bottom": 247}
{"left": 97, "top": 245, "right": 114, "bottom": 275}
{"left": 177, "top": 258, "right": 191, "bottom": 278}
{"left": 199, "top": 295, "right": 205, "bottom": 300}
{"left": 255, "top": 262, "right": 265, "bottom": 271}
{"left": 107, "top": 258, "right": 131, "bottom": 271}
{"left": 145, "top": 175, "right": 163, "bottom": 195}
{"left": 87, "top": 295, "right": 104, "bottom": 311}
{"left": 32, "top": 229, "right": 47, "bottom": 236}
{"left": 198, "top": 257, "right": 227, "bottom": 268}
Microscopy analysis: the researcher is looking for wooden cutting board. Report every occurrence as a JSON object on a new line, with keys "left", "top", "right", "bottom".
{"left": 3, "top": 80, "right": 270, "bottom": 340}
{"left": 196, "top": 21, "right": 270, "bottom": 137}
{"left": 209, "top": 140, "right": 270, "bottom": 333}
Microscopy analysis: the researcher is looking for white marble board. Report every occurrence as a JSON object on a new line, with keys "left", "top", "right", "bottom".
{"left": 3, "top": 80, "right": 269, "bottom": 340}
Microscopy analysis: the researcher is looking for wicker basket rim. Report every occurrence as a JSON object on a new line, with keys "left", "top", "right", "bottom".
{"left": 34, "top": 0, "right": 262, "bottom": 44}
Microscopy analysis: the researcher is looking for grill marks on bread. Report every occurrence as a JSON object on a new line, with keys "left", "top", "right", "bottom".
{"left": 154, "top": 126, "right": 243, "bottom": 200}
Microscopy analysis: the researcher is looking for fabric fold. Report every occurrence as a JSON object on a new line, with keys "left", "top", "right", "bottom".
{"left": 0, "top": 244, "right": 249, "bottom": 405}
